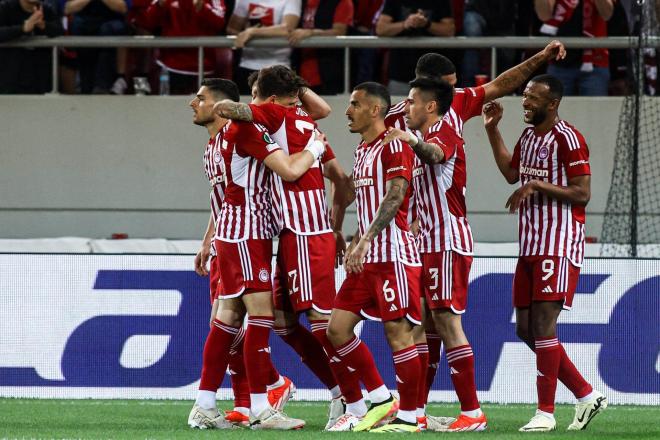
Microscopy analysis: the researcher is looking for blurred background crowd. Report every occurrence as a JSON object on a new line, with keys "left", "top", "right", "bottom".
{"left": 0, "top": 0, "right": 650, "bottom": 96}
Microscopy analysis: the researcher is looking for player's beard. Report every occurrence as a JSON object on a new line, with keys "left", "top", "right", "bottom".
{"left": 530, "top": 107, "right": 547, "bottom": 126}
{"left": 193, "top": 115, "right": 214, "bottom": 126}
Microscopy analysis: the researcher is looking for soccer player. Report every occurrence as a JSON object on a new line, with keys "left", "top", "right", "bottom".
{"left": 383, "top": 40, "right": 567, "bottom": 431}
{"left": 215, "top": 65, "right": 362, "bottom": 429}
{"left": 187, "top": 78, "right": 293, "bottom": 429}
{"left": 383, "top": 76, "right": 487, "bottom": 432}
{"left": 191, "top": 82, "right": 327, "bottom": 430}
{"left": 482, "top": 74, "right": 607, "bottom": 432}
{"left": 325, "top": 82, "right": 422, "bottom": 433}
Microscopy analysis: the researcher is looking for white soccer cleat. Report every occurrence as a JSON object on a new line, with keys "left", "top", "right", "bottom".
{"left": 188, "top": 405, "right": 237, "bottom": 429}
{"left": 567, "top": 391, "right": 608, "bottom": 430}
{"left": 326, "top": 412, "right": 364, "bottom": 431}
{"left": 250, "top": 407, "right": 305, "bottom": 430}
{"left": 325, "top": 397, "right": 346, "bottom": 430}
{"left": 519, "top": 410, "right": 556, "bottom": 432}
{"left": 425, "top": 414, "right": 457, "bottom": 431}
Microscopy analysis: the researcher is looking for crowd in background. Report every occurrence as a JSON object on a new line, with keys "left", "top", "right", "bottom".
{"left": 0, "top": 0, "right": 653, "bottom": 96}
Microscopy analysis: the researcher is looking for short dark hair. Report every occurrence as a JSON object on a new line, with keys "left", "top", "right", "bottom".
{"left": 201, "top": 78, "right": 240, "bottom": 102}
{"left": 409, "top": 77, "right": 453, "bottom": 115}
{"left": 415, "top": 53, "right": 456, "bottom": 78}
{"left": 247, "top": 71, "right": 259, "bottom": 90}
{"left": 529, "top": 74, "right": 564, "bottom": 101}
{"left": 256, "top": 65, "right": 308, "bottom": 99}
{"left": 353, "top": 81, "right": 391, "bottom": 118}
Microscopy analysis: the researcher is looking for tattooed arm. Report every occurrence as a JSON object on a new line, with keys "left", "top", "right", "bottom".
{"left": 213, "top": 100, "right": 254, "bottom": 122}
{"left": 483, "top": 40, "right": 566, "bottom": 102}
{"left": 345, "top": 177, "right": 408, "bottom": 273}
{"left": 383, "top": 128, "right": 444, "bottom": 165}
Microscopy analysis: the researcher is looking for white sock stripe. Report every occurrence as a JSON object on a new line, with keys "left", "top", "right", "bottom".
{"left": 310, "top": 322, "right": 328, "bottom": 330}
{"left": 393, "top": 351, "right": 419, "bottom": 363}
{"left": 416, "top": 344, "right": 429, "bottom": 353}
{"left": 447, "top": 352, "right": 473, "bottom": 363}
{"left": 337, "top": 337, "right": 361, "bottom": 356}
{"left": 535, "top": 339, "right": 559, "bottom": 348}
{"left": 247, "top": 319, "right": 275, "bottom": 328}
{"left": 273, "top": 327, "right": 295, "bottom": 336}
{"left": 446, "top": 347, "right": 473, "bottom": 359}
{"left": 214, "top": 321, "right": 240, "bottom": 334}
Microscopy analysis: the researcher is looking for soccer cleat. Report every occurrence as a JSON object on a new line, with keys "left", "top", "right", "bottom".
{"left": 249, "top": 407, "right": 305, "bottom": 430}
{"left": 446, "top": 413, "right": 488, "bottom": 432}
{"left": 353, "top": 396, "right": 399, "bottom": 432}
{"left": 519, "top": 411, "right": 556, "bottom": 432}
{"left": 425, "top": 414, "right": 457, "bottom": 431}
{"left": 224, "top": 409, "right": 250, "bottom": 426}
{"left": 325, "top": 396, "right": 346, "bottom": 430}
{"left": 268, "top": 376, "right": 296, "bottom": 411}
{"left": 417, "top": 416, "right": 427, "bottom": 431}
{"left": 567, "top": 391, "right": 608, "bottom": 430}
{"left": 188, "top": 405, "right": 237, "bottom": 429}
{"left": 370, "top": 417, "right": 421, "bottom": 433}
{"left": 327, "top": 412, "right": 364, "bottom": 431}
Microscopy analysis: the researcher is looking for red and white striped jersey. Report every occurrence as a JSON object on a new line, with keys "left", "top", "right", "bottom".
{"left": 215, "top": 121, "right": 281, "bottom": 242}
{"left": 384, "top": 86, "right": 485, "bottom": 138}
{"left": 249, "top": 102, "right": 333, "bottom": 235}
{"left": 203, "top": 128, "right": 227, "bottom": 255}
{"left": 510, "top": 120, "right": 591, "bottom": 266}
{"left": 353, "top": 131, "right": 420, "bottom": 266}
{"left": 414, "top": 120, "right": 473, "bottom": 254}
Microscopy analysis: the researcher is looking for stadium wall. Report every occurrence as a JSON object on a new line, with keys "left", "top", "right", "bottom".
{"left": 0, "top": 96, "right": 620, "bottom": 240}
{"left": 0, "top": 254, "right": 657, "bottom": 405}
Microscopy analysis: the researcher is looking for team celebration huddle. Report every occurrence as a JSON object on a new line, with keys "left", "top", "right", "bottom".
{"left": 186, "top": 38, "right": 607, "bottom": 433}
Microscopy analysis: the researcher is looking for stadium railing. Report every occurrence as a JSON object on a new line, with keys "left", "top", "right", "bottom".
{"left": 2, "top": 36, "right": 658, "bottom": 94}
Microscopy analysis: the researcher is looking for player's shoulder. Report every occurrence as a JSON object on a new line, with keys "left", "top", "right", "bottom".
{"left": 384, "top": 137, "right": 413, "bottom": 155}
{"left": 554, "top": 120, "right": 587, "bottom": 150}
{"left": 387, "top": 99, "right": 407, "bottom": 116}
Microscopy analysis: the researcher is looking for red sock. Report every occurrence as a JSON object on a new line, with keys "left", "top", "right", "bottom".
{"left": 228, "top": 326, "right": 250, "bottom": 409}
{"left": 199, "top": 319, "right": 240, "bottom": 391}
{"left": 393, "top": 346, "right": 421, "bottom": 411}
{"left": 446, "top": 344, "right": 480, "bottom": 412}
{"left": 426, "top": 334, "right": 441, "bottom": 400}
{"left": 310, "top": 320, "right": 363, "bottom": 403}
{"left": 335, "top": 335, "right": 385, "bottom": 392}
{"left": 274, "top": 324, "right": 337, "bottom": 390}
{"left": 535, "top": 337, "right": 561, "bottom": 413}
{"left": 244, "top": 316, "right": 275, "bottom": 394}
{"left": 558, "top": 344, "right": 593, "bottom": 399}
{"left": 416, "top": 343, "right": 429, "bottom": 410}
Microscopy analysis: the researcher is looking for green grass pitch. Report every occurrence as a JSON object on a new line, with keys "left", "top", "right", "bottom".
{"left": 0, "top": 399, "right": 657, "bottom": 439}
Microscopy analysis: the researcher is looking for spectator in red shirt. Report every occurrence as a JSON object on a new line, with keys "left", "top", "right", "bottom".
{"left": 140, "top": 0, "right": 227, "bottom": 95}
{"left": 289, "top": 0, "right": 354, "bottom": 94}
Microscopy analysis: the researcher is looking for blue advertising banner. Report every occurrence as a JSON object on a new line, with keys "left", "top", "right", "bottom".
{"left": 0, "top": 254, "right": 658, "bottom": 404}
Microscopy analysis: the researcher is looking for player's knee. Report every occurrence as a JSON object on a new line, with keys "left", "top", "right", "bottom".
{"left": 326, "top": 324, "right": 348, "bottom": 347}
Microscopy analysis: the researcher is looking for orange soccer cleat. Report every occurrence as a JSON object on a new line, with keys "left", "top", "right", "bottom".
{"left": 224, "top": 410, "right": 250, "bottom": 426}
{"left": 267, "top": 376, "right": 296, "bottom": 411}
{"left": 445, "top": 413, "right": 488, "bottom": 432}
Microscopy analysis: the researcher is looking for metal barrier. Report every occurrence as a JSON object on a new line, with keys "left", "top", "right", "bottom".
{"left": 2, "top": 36, "right": 658, "bottom": 94}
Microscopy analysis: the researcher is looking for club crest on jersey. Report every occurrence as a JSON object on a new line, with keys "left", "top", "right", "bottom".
{"left": 258, "top": 269, "right": 270, "bottom": 282}
{"left": 263, "top": 132, "right": 275, "bottom": 144}
{"left": 538, "top": 146, "right": 550, "bottom": 160}
{"left": 213, "top": 151, "right": 222, "bottom": 164}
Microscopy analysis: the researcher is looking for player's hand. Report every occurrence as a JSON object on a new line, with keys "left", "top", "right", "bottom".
{"left": 192, "top": 0, "right": 204, "bottom": 12}
{"left": 234, "top": 28, "right": 254, "bottom": 49}
{"left": 288, "top": 28, "right": 313, "bottom": 46}
{"left": 383, "top": 127, "right": 415, "bottom": 146}
{"left": 505, "top": 181, "right": 537, "bottom": 213}
{"left": 345, "top": 238, "right": 368, "bottom": 274}
{"left": 22, "top": 6, "right": 43, "bottom": 33}
{"left": 333, "top": 230, "right": 346, "bottom": 268}
{"left": 194, "top": 244, "right": 211, "bottom": 276}
{"left": 482, "top": 101, "right": 503, "bottom": 129}
{"left": 209, "top": 298, "right": 219, "bottom": 328}
{"left": 543, "top": 39, "right": 566, "bottom": 62}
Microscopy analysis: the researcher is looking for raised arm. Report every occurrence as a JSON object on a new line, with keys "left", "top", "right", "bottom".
{"left": 483, "top": 40, "right": 566, "bottom": 102}
{"left": 482, "top": 101, "right": 519, "bottom": 184}
{"left": 345, "top": 177, "right": 408, "bottom": 273}
{"left": 214, "top": 100, "right": 253, "bottom": 122}
{"left": 299, "top": 87, "right": 331, "bottom": 120}
{"left": 383, "top": 128, "right": 445, "bottom": 165}
{"left": 262, "top": 132, "right": 326, "bottom": 182}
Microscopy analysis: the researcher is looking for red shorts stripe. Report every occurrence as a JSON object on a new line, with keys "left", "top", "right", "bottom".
{"left": 512, "top": 256, "right": 580, "bottom": 310}
{"left": 215, "top": 238, "right": 272, "bottom": 298}
{"left": 273, "top": 230, "right": 336, "bottom": 314}
{"left": 334, "top": 261, "right": 422, "bottom": 324}
{"left": 422, "top": 251, "right": 472, "bottom": 314}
